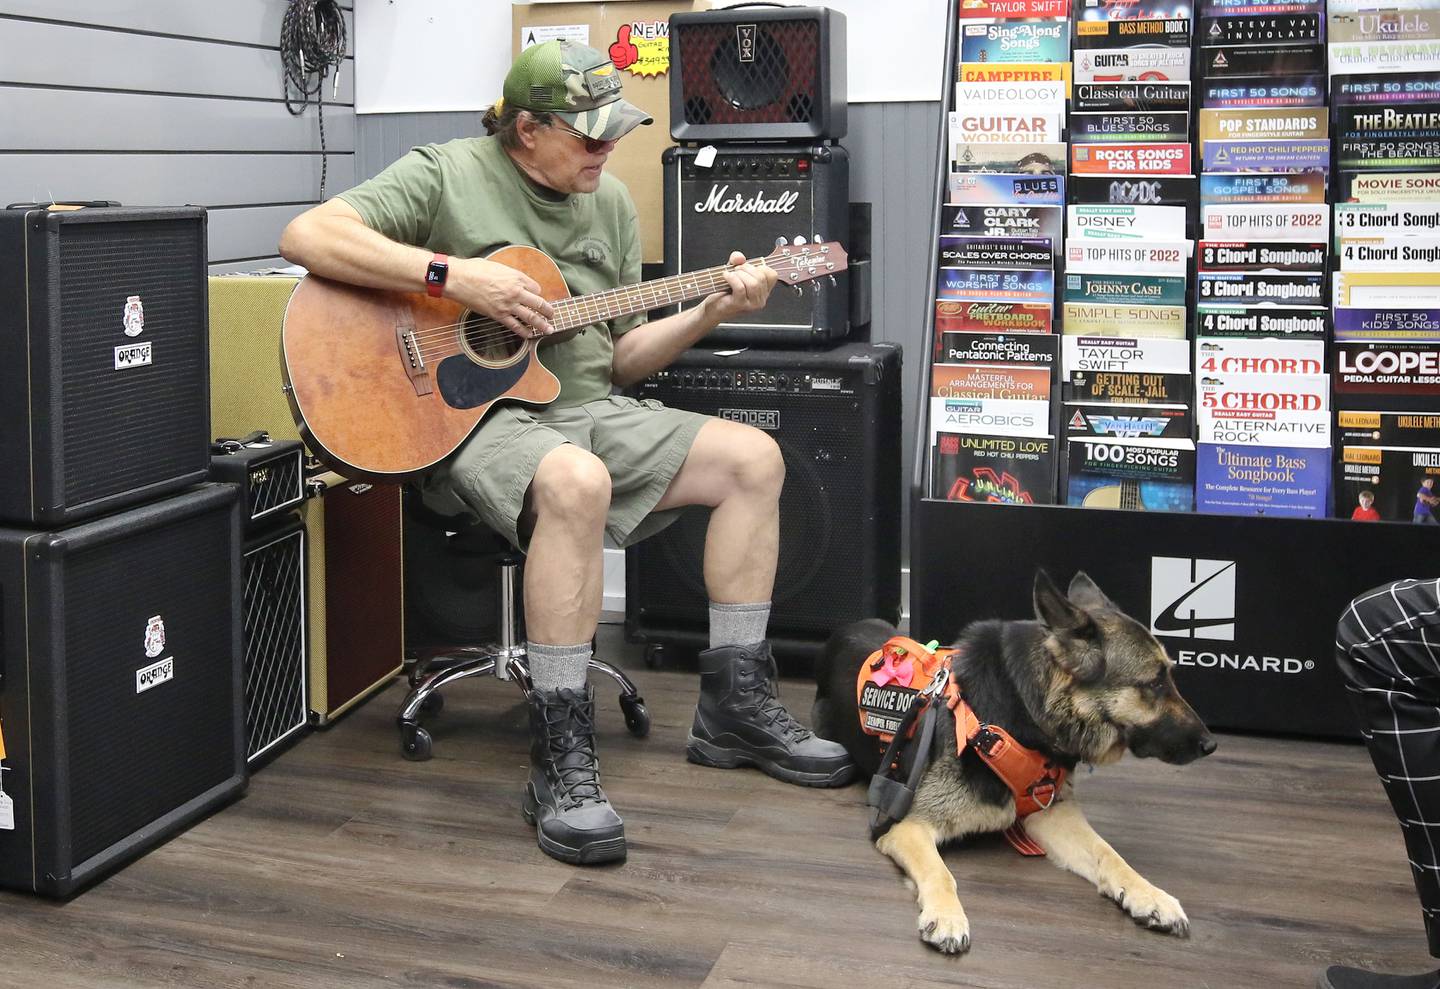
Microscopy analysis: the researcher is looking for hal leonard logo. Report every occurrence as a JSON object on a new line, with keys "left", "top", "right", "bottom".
{"left": 719, "top": 408, "right": 779, "bottom": 431}
{"left": 1150, "top": 557, "right": 1236, "bottom": 641}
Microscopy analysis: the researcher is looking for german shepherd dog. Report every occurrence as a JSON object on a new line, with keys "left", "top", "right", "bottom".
{"left": 813, "top": 570, "right": 1216, "bottom": 955}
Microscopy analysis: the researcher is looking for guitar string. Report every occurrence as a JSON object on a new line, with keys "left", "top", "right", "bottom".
{"left": 406, "top": 256, "right": 819, "bottom": 357}
{"left": 404, "top": 255, "right": 831, "bottom": 360}
{"left": 405, "top": 259, "right": 747, "bottom": 350}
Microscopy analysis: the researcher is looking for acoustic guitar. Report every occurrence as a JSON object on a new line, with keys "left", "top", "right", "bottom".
{"left": 280, "top": 241, "right": 846, "bottom": 481}
{"left": 1081, "top": 479, "right": 1147, "bottom": 510}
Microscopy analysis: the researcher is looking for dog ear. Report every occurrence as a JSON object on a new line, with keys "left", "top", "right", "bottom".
{"left": 1035, "top": 570, "right": 1106, "bottom": 681}
{"left": 1067, "top": 571, "right": 1116, "bottom": 612}
{"left": 1034, "top": 569, "right": 1095, "bottom": 636}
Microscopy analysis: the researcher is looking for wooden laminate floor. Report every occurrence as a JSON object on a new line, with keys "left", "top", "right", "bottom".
{"left": 0, "top": 627, "right": 1431, "bottom": 989}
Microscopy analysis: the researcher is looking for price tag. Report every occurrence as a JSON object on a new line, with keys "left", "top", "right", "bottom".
{"left": 0, "top": 792, "right": 12, "bottom": 831}
{"left": 0, "top": 718, "right": 7, "bottom": 761}
{"left": 695, "top": 145, "right": 717, "bottom": 169}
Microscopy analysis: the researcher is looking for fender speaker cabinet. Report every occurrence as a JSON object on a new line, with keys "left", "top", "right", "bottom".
{"left": 0, "top": 204, "right": 211, "bottom": 526}
{"left": 0, "top": 483, "right": 245, "bottom": 897}
{"left": 663, "top": 144, "right": 850, "bottom": 347}
{"left": 626, "top": 343, "right": 902, "bottom": 666}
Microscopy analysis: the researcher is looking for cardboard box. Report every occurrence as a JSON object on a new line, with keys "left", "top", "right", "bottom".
{"left": 512, "top": 2, "right": 712, "bottom": 263}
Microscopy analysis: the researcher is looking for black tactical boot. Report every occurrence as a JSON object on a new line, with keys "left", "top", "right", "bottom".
{"left": 1319, "top": 967, "right": 1440, "bottom": 989}
{"left": 521, "top": 686, "right": 626, "bottom": 865}
{"left": 687, "top": 641, "right": 856, "bottom": 787}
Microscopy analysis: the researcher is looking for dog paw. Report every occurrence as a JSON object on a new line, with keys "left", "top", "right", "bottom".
{"left": 918, "top": 906, "right": 972, "bottom": 955}
{"left": 1115, "top": 883, "right": 1190, "bottom": 938}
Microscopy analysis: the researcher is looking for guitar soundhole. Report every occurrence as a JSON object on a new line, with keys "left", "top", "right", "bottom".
{"left": 458, "top": 310, "right": 527, "bottom": 368}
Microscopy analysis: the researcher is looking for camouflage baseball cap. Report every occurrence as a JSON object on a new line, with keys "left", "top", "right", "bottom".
{"left": 504, "top": 40, "right": 653, "bottom": 142}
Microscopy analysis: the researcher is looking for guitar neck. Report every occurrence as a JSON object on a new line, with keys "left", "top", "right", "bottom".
{"left": 549, "top": 263, "right": 739, "bottom": 333}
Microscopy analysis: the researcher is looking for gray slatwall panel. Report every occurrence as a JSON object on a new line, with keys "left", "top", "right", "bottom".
{"left": 0, "top": 2, "right": 354, "bottom": 51}
{"left": 0, "top": 18, "right": 354, "bottom": 102}
{"left": 848, "top": 102, "right": 944, "bottom": 562}
{"left": 1, "top": 153, "right": 354, "bottom": 209}
{"left": 208, "top": 204, "right": 308, "bottom": 263}
{"left": 356, "top": 112, "right": 484, "bottom": 180}
{"left": 0, "top": 87, "right": 355, "bottom": 152}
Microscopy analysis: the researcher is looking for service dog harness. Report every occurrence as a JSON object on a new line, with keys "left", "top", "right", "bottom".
{"left": 858, "top": 636, "right": 1067, "bottom": 856}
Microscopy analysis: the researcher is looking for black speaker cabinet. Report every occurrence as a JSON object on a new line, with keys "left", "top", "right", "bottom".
{"left": 626, "top": 343, "right": 902, "bottom": 661}
{"left": 210, "top": 437, "right": 305, "bottom": 532}
{"left": 242, "top": 514, "right": 309, "bottom": 765}
{"left": 0, "top": 483, "right": 244, "bottom": 897}
{"left": 669, "top": 6, "right": 846, "bottom": 142}
{"left": 0, "top": 205, "right": 211, "bottom": 526}
{"left": 664, "top": 144, "right": 850, "bottom": 347}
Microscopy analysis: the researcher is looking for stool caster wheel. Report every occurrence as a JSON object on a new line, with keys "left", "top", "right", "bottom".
{"left": 420, "top": 692, "right": 444, "bottom": 715}
{"left": 400, "top": 723, "right": 433, "bottom": 761}
{"left": 620, "top": 694, "right": 650, "bottom": 738}
{"left": 644, "top": 643, "right": 664, "bottom": 669}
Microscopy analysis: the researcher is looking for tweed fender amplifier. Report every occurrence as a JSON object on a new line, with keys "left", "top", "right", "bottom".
{"left": 0, "top": 205, "right": 211, "bottom": 526}
{"left": 208, "top": 276, "right": 403, "bottom": 724}
{"left": 664, "top": 144, "right": 850, "bottom": 347}
{"left": 669, "top": 6, "right": 846, "bottom": 142}
{"left": 0, "top": 484, "right": 244, "bottom": 897}
{"left": 303, "top": 475, "right": 404, "bottom": 725}
{"left": 626, "top": 343, "right": 902, "bottom": 659}
{"left": 241, "top": 515, "right": 309, "bottom": 764}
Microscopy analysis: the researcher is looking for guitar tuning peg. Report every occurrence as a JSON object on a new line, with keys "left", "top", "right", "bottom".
{"left": 792, "top": 235, "right": 805, "bottom": 246}
{"left": 790, "top": 283, "right": 804, "bottom": 296}
{"left": 813, "top": 235, "right": 822, "bottom": 244}
{"left": 774, "top": 236, "right": 788, "bottom": 249}
{"left": 827, "top": 274, "right": 838, "bottom": 287}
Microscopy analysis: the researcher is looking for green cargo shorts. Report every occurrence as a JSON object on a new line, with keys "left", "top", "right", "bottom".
{"left": 418, "top": 395, "right": 712, "bottom": 550}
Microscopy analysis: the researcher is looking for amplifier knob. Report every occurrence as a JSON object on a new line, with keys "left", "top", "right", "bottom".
{"left": 777, "top": 375, "right": 789, "bottom": 389}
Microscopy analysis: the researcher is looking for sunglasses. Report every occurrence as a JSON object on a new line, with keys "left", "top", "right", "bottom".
{"left": 550, "top": 120, "right": 613, "bottom": 154}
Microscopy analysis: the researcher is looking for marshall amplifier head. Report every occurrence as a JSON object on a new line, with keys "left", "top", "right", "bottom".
{"left": 670, "top": 6, "right": 846, "bottom": 141}
{"left": 209, "top": 433, "right": 305, "bottom": 530}
{"left": 664, "top": 144, "right": 850, "bottom": 347}
{"left": 0, "top": 204, "right": 211, "bottom": 526}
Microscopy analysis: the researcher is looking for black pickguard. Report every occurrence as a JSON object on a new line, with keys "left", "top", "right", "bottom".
{"left": 435, "top": 352, "right": 530, "bottom": 409}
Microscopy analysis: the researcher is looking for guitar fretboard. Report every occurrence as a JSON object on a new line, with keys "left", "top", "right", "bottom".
{"left": 548, "top": 264, "right": 737, "bottom": 333}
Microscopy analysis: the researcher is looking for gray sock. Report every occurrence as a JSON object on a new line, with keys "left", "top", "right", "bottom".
{"left": 709, "top": 601, "right": 771, "bottom": 649}
{"left": 526, "top": 640, "right": 592, "bottom": 694}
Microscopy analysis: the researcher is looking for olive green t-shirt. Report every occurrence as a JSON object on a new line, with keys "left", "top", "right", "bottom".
{"left": 337, "top": 135, "right": 644, "bottom": 407}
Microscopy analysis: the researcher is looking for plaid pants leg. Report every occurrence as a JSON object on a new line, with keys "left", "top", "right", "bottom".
{"left": 1337, "top": 577, "right": 1440, "bottom": 958}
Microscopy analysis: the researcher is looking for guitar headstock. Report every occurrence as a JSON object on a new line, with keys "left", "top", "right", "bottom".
{"left": 760, "top": 238, "right": 848, "bottom": 289}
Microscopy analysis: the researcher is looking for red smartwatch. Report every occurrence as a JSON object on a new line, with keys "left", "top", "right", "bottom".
{"left": 424, "top": 253, "right": 449, "bottom": 297}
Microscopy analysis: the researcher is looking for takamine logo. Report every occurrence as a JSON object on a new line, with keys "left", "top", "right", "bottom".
{"left": 694, "top": 184, "right": 800, "bottom": 214}
{"left": 719, "top": 408, "right": 779, "bottom": 430}
{"left": 136, "top": 657, "right": 174, "bottom": 694}
{"left": 1150, "top": 557, "right": 1237, "bottom": 641}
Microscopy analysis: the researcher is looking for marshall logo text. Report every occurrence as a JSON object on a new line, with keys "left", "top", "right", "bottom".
{"left": 694, "top": 184, "right": 800, "bottom": 214}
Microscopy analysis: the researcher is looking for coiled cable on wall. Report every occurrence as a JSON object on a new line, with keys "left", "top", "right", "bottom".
{"left": 280, "top": 0, "right": 348, "bottom": 200}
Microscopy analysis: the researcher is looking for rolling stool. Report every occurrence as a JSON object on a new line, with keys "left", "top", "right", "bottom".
{"left": 396, "top": 492, "right": 650, "bottom": 760}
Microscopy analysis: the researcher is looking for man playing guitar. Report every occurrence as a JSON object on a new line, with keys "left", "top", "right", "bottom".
{"left": 279, "top": 39, "right": 853, "bottom": 866}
